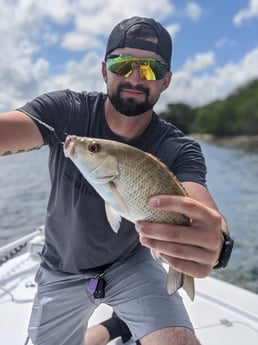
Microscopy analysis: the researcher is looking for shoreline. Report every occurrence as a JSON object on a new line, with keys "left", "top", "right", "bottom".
{"left": 190, "top": 134, "right": 258, "bottom": 150}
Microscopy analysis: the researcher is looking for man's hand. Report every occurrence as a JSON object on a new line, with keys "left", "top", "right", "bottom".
{"left": 135, "top": 195, "right": 224, "bottom": 278}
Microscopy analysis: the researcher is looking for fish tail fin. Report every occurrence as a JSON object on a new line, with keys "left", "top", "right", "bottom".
{"left": 166, "top": 266, "right": 184, "bottom": 295}
{"left": 183, "top": 274, "right": 195, "bottom": 301}
{"left": 150, "top": 249, "right": 159, "bottom": 260}
{"left": 166, "top": 267, "right": 195, "bottom": 301}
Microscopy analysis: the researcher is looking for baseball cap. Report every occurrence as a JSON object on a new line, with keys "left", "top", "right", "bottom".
{"left": 105, "top": 16, "right": 172, "bottom": 69}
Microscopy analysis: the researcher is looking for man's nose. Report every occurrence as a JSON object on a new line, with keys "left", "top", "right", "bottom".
{"left": 127, "top": 66, "right": 145, "bottom": 81}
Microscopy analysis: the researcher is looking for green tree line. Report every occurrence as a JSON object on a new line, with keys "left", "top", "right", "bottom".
{"left": 160, "top": 79, "right": 258, "bottom": 136}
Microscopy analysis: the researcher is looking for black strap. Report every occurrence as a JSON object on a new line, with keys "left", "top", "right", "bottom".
{"left": 101, "top": 312, "right": 133, "bottom": 343}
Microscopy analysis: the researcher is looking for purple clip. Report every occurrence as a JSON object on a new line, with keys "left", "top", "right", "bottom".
{"left": 87, "top": 277, "right": 99, "bottom": 294}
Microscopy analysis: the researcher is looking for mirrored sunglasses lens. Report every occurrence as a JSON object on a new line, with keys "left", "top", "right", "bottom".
{"left": 107, "top": 59, "right": 131, "bottom": 76}
{"left": 148, "top": 61, "right": 168, "bottom": 80}
{"left": 107, "top": 56, "right": 167, "bottom": 80}
{"left": 138, "top": 65, "right": 156, "bottom": 80}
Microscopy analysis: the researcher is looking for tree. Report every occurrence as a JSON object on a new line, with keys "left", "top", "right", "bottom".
{"left": 159, "top": 79, "right": 258, "bottom": 136}
{"left": 160, "top": 103, "right": 195, "bottom": 134}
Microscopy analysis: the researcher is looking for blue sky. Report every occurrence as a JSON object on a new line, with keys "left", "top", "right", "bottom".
{"left": 0, "top": 0, "right": 257, "bottom": 112}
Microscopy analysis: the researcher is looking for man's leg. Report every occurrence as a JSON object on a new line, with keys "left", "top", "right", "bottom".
{"left": 140, "top": 327, "right": 201, "bottom": 345}
{"left": 85, "top": 324, "right": 110, "bottom": 345}
{"left": 102, "top": 245, "right": 198, "bottom": 344}
{"left": 28, "top": 266, "right": 98, "bottom": 345}
{"left": 85, "top": 312, "right": 135, "bottom": 345}
{"left": 85, "top": 317, "right": 200, "bottom": 345}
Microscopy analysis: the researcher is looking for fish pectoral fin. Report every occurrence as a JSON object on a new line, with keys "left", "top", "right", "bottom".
{"left": 92, "top": 155, "right": 119, "bottom": 183}
{"left": 104, "top": 182, "right": 130, "bottom": 233}
{"left": 166, "top": 267, "right": 195, "bottom": 301}
{"left": 109, "top": 181, "right": 130, "bottom": 215}
{"left": 105, "top": 203, "right": 122, "bottom": 233}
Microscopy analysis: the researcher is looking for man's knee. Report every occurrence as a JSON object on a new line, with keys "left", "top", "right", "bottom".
{"left": 139, "top": 326, "right": 201, "bottom": 345}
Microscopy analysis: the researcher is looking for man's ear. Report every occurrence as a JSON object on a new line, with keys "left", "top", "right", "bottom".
{"left": 102, "top": 61, "right": 107, "bottom": 83}
{"left": 161, "top": 71, "right": 172, "bottom": 91}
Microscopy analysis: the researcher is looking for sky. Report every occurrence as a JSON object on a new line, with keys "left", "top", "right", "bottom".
{"left": 0, "top": 0, "right": 257, "bottom": 112}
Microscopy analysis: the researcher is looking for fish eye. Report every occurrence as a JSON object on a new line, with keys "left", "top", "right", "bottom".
{"left": 88, "top": 142, "right": 100, "bottom": 153}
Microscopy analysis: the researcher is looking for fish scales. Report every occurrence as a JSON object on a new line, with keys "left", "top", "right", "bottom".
{"left": 63, "top": 135, "right": 195, "bottom": 300}
{"left": 112, "top": 145, "right": 189, "bottom": 225}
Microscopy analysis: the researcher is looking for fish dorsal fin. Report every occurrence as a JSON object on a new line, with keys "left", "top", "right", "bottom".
{"left": 104, "top": 182, "right": 130, "bottom": 233}
{"left": 91, "top": 155, "right": 119, "bottom": 183}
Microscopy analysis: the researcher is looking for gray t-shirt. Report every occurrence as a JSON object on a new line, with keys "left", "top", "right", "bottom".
{"left": 19, "top": 89, "right": 207, "bottom": 273}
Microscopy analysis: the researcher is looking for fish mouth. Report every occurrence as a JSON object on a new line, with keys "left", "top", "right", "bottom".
{"left": 64, "top": 135, "right": 76, "bottom": 157}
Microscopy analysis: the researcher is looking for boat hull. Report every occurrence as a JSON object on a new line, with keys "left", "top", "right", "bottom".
{"left": 0, "top": 232, "right": 257, "bottom": 344}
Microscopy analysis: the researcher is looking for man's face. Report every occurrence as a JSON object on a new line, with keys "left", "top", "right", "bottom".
{"left": 103, "top": 48, "right": 172, "bottom": 116}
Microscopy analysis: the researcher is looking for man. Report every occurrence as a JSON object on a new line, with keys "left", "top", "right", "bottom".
{"left": 0, "top": 17, "right": 233, "bottom": 345}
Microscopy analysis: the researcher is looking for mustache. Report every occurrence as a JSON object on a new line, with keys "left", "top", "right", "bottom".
{"left": 118, "top": 82, "right": 149, "bottom": 96}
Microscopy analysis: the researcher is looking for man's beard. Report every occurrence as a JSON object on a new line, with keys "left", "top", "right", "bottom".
{"left": 108, "top": 82, "right": 153, "bottom": 117}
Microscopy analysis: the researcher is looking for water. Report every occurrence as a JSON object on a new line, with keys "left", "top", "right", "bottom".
{"left": 0, "top": 142, "right": 257, "bottom": 294}
{"left": 199, "top": 141, "right": 258, "bottom": 294}
{"left": 0, "top": 147, "right": 50, "bottom": 241}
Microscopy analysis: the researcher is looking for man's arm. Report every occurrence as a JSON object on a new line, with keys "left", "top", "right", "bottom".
{"left": 135, "top": 181, "right": 229, "bottom": 278}
{"left": 0, "top": 110, "right": 44, "bottom": 156}
{"left": 183, "top": 181, "right": 229, "bottom": 233}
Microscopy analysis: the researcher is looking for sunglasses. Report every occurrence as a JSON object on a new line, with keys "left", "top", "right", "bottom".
{"left": 106, "top": 54, "right": 169, "bottom": 81}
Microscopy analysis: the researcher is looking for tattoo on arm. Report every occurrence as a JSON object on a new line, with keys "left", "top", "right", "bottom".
{"left": 1, "top": 146, "right": 42, "bottom": 156}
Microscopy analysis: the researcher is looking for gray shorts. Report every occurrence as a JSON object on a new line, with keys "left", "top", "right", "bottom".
{"left": 28, "top": 246, "right": 193, "bottom": 345}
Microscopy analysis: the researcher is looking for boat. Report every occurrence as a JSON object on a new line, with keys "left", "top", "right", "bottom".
{"left": 0, "top": 227, "right": 257, "bottom": 345}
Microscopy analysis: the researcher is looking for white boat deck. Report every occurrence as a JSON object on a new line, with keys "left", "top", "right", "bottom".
{"left": 0, "top": 233, "right": 257, "bottom": 345}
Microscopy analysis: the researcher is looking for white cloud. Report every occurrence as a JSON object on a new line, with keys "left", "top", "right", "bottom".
{"left": 0, "top": 0, "right": 257, "bottom": 114}
{"left": 185, "top": 2, "right": 202, "bottom": 22}
{"left": 160, "top": 47, "right": 258, "bottom": 109}
{"left": 166, "top": 23, "right": 181, "bottom": 39}
{"left": 45, "top": 52, "right": 105, "bottom": 93}
{"left": 0, "top": 0, "right": 55, "bottom": 109}
{"left": 214, "top": 37, "right": 236, "bottom": 49}
{"left": 215, "top": 37, "right": 228, "bottom": 49}
{"left": 183, "top": 52, "right": 216, "bottom": 73}
{"left": 62, "top": 33, "right": 103, "bottom": 51}
{"left": 0, "top": 0, "right": 175, "bottom": 111}
{"left": 233, "top": 0, "right": 258, "bottom": 26}
{"left": 61, "top": 0, "right": 175, "bottom": 52}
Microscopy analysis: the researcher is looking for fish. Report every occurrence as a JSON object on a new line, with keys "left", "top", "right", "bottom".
{"left": 63, "top": 135, "right": 195, "bottom": 300}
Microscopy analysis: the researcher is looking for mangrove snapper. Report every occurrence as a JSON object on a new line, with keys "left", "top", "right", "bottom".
{"left": 64, "top": 135, "right": 195, "bottom": 300}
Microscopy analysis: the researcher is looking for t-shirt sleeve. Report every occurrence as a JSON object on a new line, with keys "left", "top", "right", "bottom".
{"left": 17, "top": 89, "right": 76, "bottom": 145}
{"left": 169, "top": 138, "right": 207, "bottom": 187}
